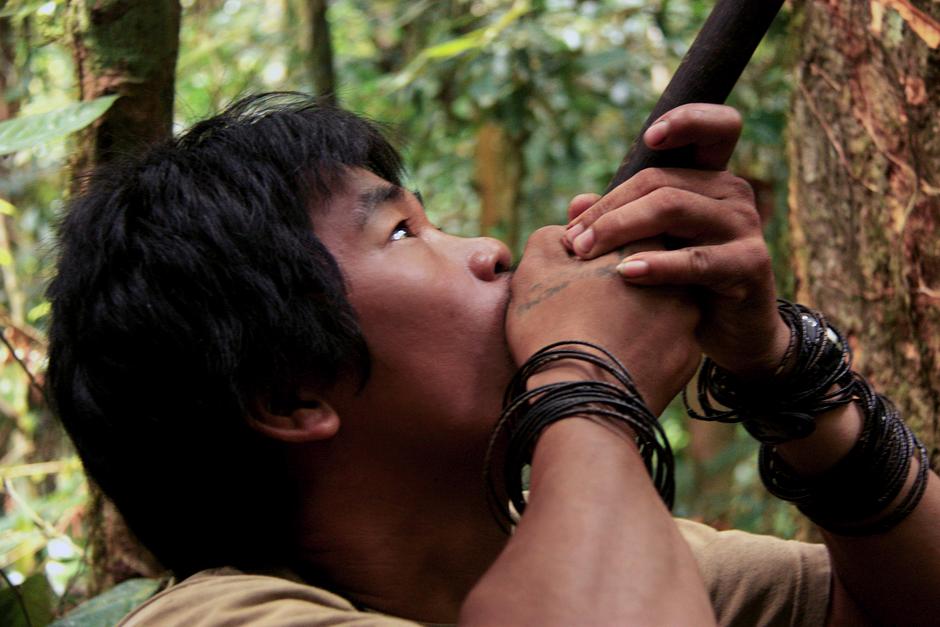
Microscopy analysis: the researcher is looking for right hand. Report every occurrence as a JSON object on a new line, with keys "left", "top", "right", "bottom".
{"left": 506, "top": 225, "right": 700, "bottom": 413}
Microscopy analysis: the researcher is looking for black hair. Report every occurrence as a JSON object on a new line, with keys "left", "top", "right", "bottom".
{"left": 46, "top": 93, "right": 404, "bottom": 576}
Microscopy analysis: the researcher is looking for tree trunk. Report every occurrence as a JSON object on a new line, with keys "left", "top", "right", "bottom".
{"left": 65, "top": 0, "right": 182, "bottom": 592}
{"left": 475, "top": 121, "right": 525, "bottom": 252}
{"left": 67, "top": 0, "right": 181, "bottom": 194}
{"left": 307, "top": 0, "right": 336, "bottom": 105}
{"left": 0, "top": 16, "right": 24, "bottom": 326}
{"left": 788, "top": 0, "right": 940, "bottom": 469}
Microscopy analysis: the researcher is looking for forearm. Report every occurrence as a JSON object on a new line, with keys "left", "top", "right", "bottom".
{"left": 461, "top": 418, "right": 715, "bottom": 626}
{"left": 776, "top": 403, "right": 940, "bottom": 626}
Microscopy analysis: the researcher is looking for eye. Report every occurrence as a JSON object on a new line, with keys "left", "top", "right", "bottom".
{"left": 390, "top": 219, "right": 415, "bottom": 242}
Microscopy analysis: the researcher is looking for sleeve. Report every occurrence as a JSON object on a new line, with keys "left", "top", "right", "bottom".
{"left": 676, "top": 518, "right": 831, "bottom": 627}
{"left": 118, "top": 569, "right": 422, "bottom": 627}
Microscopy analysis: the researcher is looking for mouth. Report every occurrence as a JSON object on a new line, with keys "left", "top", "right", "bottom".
{"left": 498, "top": 270, "right": 514, "bottom": 318}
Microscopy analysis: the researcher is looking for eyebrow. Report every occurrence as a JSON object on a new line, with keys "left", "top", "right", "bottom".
{"left": 353, "top": 184, "right": 405, "bottom": 230}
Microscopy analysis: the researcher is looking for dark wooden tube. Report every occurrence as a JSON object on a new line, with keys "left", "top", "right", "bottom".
{"left": 605, "top": 0, "right": 786, "bottom": 192}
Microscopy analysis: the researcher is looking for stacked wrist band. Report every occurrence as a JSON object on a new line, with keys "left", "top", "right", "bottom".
{"left": 485, "top": 341, "right": 674, "bottom": 531}
{"left": 760, "top": 374, "right": 929, "bottom": 535}
{"left": 685, "top": 300, "right": 929, "bottom": 535}
{"left": 686, "top": 301, "right": 855, "bottom": 444}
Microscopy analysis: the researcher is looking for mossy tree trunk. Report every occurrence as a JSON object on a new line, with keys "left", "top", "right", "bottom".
{"left": 475, "top": 121, "right": 526, "bottom": 252}
{"left": 67, "top": 0, "right": 181, "bottom": 193}
{"left": 307, "top": 0, "right": 337, "bottom": 104}
{"left": 65, "top": 0, "right": 182, "bottom": 592}
{"left": 788, "top": 0, "right": 940, "bottom": 468}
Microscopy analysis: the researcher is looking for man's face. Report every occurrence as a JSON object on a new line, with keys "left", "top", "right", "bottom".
{"left": 312, "top": 169, "right": 515, "bottom": 464}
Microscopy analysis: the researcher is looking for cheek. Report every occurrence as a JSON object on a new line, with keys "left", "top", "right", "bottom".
{"left": 350, "top": 263, "right": 506, "bottom": 391}
{"left": 354, "top": 278, "right": 482, "bottom": 361}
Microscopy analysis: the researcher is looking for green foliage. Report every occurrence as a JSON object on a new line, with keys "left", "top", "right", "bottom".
{"left": 0, "top": 572, "right": 55, "bottom": 627}
{"left": 0, "top": 0, "right": 47, "bottom": 19}
{"left": 50, "top": 578, "right": 162, "bottom": 627}
{"left": 0, "top": 95, "right": 118, "bottom": 155}
{"left": 0, "top": 0, "right": 802, "bottom": 619}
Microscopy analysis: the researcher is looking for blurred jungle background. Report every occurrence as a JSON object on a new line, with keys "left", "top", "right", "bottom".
{"left": 1, "top": 0, "right": 938, "bottom": 623}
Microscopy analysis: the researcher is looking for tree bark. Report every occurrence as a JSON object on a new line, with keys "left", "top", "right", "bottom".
{"left": 307, "top": 0, "right": 336, "bottom": 105}
{"left": 67, "top": 0, "right": 181, "bottom": 194}
{"left": 788, "top": 0, "right": 940, "bottom": 469}
{"left": 475, "top": 122, "right": 525, "bottom": 252}
{"left": 65, "top": 0, "right": 182, "bottom": 591}
{"left": 0, "top": 16, "right": 24, "bottom": 326}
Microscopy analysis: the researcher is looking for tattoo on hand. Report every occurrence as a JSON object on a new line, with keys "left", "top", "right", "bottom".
{"left": 513, "top": 249, "right": 629, "bottom": 315}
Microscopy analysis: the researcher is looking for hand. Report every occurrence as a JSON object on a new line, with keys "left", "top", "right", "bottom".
{"left": 506, "top": 226, "right": 699, "bottom": 413}
{"left": 562, "top": 104, "right": 789, "bottom": 377}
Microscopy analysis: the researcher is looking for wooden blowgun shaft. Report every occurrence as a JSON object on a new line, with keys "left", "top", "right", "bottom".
{"left": 606, "top": 0, "right": 786, "bottom": 192}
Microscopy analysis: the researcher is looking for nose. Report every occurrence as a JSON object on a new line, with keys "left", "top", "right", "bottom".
{"left": 467, "top": 236, "right": 512, "bottom": 282}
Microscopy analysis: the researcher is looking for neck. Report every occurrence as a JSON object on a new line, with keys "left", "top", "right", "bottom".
{"left": 292, "top": 438, "right": 510, "bottom": 623}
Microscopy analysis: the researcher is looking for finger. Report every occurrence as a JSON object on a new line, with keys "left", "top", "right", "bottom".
{"left": 615, "top": 237, "right": 771, "bottom": 300}
{"left": 644, "top": 104, "right": 742, "bottom": 171}
{"left": 567, "top": 168, "right": 752, "bottom": 240}
{"left": 570, "top": 188, "right": 741, "bottom": 259}
{"left": 567, "top": 193, "right": 602, "bottom": 222}
{"left": 571, "top": 185, "right": 761, "bottom": 261}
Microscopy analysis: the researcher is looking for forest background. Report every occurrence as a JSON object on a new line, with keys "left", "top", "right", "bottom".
{"left": 0, "top": 0, "right": 938, "bottom": 624}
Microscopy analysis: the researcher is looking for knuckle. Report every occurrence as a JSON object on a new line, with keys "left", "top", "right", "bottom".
{"left": 636, "top": 167, "right": 669, "bottom": 193}
{"left": 737, "top": 205, "right": 762, "bottom": 232}
{"left": 687, "top": 248, "right": 711, "bottom": 277}
{"left": 648, "top": 187, "right": 689, "bottom": 223}
{"left": 577, "top": 197, "right": 615, "bottom": 225}
{"left": 746, "top": 239, "right": 773, "bottom": 273}
{"left": 578, "top": 206, "right": 603, "bottom": 225}
{"left": 668, "top": 105, "right": 698, "bottom": 127}
{"left": 730, "top": 176, "right": 755, "bottom": 200}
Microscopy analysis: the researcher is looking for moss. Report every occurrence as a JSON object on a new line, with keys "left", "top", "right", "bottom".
{"left": 73, "top": 0, "right": 180, "bottom": 81}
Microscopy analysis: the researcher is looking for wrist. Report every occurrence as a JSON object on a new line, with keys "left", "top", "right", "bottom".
{"left": 487, "top": 341, "right": 676, "bottom": 523}
{"left": 534, "top": 419, "right": 639, "bottom": 469}
{"left": 723, "top": 313, "right": 793, "bottom": 379}
{"left": 526, "top": 359, "right": 612, "bottom": 391}
{"left": 773, "top": 397, "right": 863, "bottom": 476}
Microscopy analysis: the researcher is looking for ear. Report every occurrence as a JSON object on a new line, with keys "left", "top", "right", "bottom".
{"left": 249, "top": 395, "right": 341, "bottom": 444}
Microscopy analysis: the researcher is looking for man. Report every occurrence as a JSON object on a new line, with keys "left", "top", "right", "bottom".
{"left": 48, "top": 93, "right": 940, "bottom": 625}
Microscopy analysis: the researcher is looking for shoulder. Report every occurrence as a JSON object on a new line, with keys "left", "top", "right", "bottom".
{"left": 118, "top": 567, "right": 421, "bottom": 626}
{"left": 676, "top": 518, "right": 831, "bottom": 627}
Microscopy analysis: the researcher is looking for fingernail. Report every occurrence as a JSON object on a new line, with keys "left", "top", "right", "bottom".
{"left": 573, "top": 227, "right": 595, "bottom": 255}
{"left": 565, "top": 222, "right": 584, "bottom": 243}
{"left": 645, "top": 120, "right": 669, "bottom": 147}
{"left": 617, "top": 259, "right": 649, "bottom": 278}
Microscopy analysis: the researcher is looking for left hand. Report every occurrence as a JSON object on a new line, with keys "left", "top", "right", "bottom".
{"left": 562, "top": 104, "right": 789, "bottom": 377}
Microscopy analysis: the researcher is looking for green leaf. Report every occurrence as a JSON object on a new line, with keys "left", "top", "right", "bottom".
{"left": 26, "top": 301, "right": 50, "bottom": 324}
{"left": 0, "top": 0, "right": 48, "bottom": 19}
{"left": 0, "top": 198, "right": 16, "bottom": 216}
{"left": 0, "top": 95, "right": 120, "bottom": 156}
{"left": 50, "top": 578, "right": 163, "bottom": 627}
{"left": 0, "top": 573, "right": 55, "bottom": 627}
{"left": 388, "top": 0, "right": 531, "bottom": 89}
{"left": 422, "top": 32, "right": 486, "bottom": 60}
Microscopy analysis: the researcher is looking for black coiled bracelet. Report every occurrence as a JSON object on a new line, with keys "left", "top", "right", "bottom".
{"left": 484, "top": 341, "right": 674, "bottom": 531}
{"left": 685, "top": 300, "right": 929, "bottom": 535}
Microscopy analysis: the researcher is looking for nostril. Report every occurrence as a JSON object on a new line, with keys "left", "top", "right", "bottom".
{"left": 495, "top": 259, "right": 509, "bottom": 274}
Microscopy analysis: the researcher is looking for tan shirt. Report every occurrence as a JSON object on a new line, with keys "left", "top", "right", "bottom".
{"left": 120, "top": 519, "right": 830, "bottom": 627}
